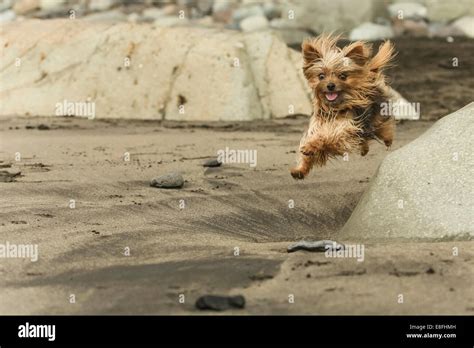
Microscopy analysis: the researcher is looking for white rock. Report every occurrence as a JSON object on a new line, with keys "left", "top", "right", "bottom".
{"left": 240, "top": 15, "right": 269, "bottom": 32}
{"left": 232, "top": 4, "right": 264, "bottom": 23}
{"left": 0, "top": 0, "right": 13, "bottom": 12}
{"left": 349, "top": 22, "right": 394, "bottom": 41}
{"left": 89, "top": 0, "right": 115, "bottom": 12}
{"left": 0, "top": 9, "right": 15, "bottom": 23}
{"left": 0, "top": 20, "right": 312, "bottom": 121}
{"left": 425, "top": 0, "right": 474, "bottom": 23}
{"left": 279, "top": 0, "right": 380, "bottom": 33}
{"left": 142, "top": 8, "right": 165, "bottom": 21}
{"left": 40, "top": 0, "right": 66, "bottom": 11}
{"left": 452, "top": 16, "right": 474, "bottom": 38}
{"left": 387, "top": 2, "right": 427, "bottom": 20}
{"left": 428, "top": 23, "right": 464, "bottom": 38}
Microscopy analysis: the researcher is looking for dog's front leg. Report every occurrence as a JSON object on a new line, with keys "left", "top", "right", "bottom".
{"left": 290, "top": 133, "right": 323, "bottom": 180}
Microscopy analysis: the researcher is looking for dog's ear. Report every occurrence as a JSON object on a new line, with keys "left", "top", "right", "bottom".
{"left": 344, "top": 41, "right": 371, "bottom": 66}
{"left": 369, "top": 40, "right": 396, "bottom": 72}
{"left": 302, "top": 38, "right": 322, "bottom": 65}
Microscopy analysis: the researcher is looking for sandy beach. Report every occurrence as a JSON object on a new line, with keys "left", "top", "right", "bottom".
{"left": 1, "top": 115, "right": 473, "bottom": 314}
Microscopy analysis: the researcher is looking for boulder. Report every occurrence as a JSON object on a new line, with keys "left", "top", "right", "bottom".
{"left": 425, "top": 0, "right": 474, "bottom": 22}
{"left": 349, "top": 22, "right": 394, "bottom": 41}
{"left": 339, "top": 103, "right": 474, "bottom": 241}
{"left": 0, "top": 20, "right": 311, "bottom": 121}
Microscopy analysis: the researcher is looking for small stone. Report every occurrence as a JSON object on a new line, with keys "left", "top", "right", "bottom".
{"left": 232, "top": 5, "right": 264, "bottom": 23}
{"left": 349, "top": 22, "right": 394, "bottom": 41}
{"left": 240, "top": 15, "right": 269, "bottom": 32}
{"left": 89, "top": 0, "right": 115, "bottom": 12}
{"left": 0, "top": 10, "right": 15, "bottom": 23}
{"left": 387, "top": 2, "right": 427, "bottom": 20}
{"left": 40, "top": 0, "right": 66, "bottom": 11}
{"left": 212, "top": 1, "right": 234, "bottom": 24}
{"left": 0, "top": 0, "right": 13, "bottom": 12}
{"left": 203, "top": 158, "right": 222, "bottom": 167}
{"left": 150, "top": 173, "right": 184, "bottom": 189}
{"left": 196, "top": 0, "right": 213, "bottom": 15}
{"left": 195, "top": 295, "right": 245, "bottom": 311}
{"left": 13, "top": 0, "right": 39, "bottom": 15}
{"left": 0, "top": 170, "right": 21, "bottom": 183}
{"left": 287, "top": 240, "right": 345, "bottom": 253}
{"left": 262, "top": 2, "right": 281, "bottom": 20}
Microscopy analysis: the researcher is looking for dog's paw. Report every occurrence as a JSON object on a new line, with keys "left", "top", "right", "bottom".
{"left": 290, "top": 168, "right": 306, "bottom": 180}
{"left": 360, "top": 146, "right": 369, "bottom": 156}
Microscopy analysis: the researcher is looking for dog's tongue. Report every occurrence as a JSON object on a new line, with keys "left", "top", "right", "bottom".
{"left": 326, "top": 92, "right": 338, "bottom": 101}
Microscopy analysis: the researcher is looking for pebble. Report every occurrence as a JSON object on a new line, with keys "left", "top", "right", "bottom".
{"left": 150, "top": 172, "right": 184, "bottom": 189}
{"left": 0, "top": 170, "right": 21, "bottom": 183}
{"left": 287, "top": 240, "right": 345, "bottom": 253}
{"left": 195, "top": 295, "right": 245, "bottom": 311}
{"left": 203, "top": 158, "right": 222, "bottom": 167}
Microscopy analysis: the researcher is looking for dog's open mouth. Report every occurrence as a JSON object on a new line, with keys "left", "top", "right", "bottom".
{"left": 325, "top": 92, "right": 339, "bottom": 101}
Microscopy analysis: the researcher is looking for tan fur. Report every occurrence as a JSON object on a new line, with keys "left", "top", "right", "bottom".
{"left": 291, "top": 34, "right": 396, "bottom": 180}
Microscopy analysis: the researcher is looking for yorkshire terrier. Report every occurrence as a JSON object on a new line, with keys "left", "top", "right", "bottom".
{"left": 291, "top": 34, "right": 396, "bottom": 179}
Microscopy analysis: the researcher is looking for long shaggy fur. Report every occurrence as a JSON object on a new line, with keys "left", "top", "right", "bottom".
{"left": 291, "top": 34, "right": 396, "bottom": 179}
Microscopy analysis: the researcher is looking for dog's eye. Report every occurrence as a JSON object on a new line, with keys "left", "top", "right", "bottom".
{"left": 339, "top": 73, "right": 347, "bottom": 81}
{"left": 318, "top": 73, "right": 325, "bottom": 80}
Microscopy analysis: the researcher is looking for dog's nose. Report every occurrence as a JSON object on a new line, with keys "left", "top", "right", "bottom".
{"left": 327, "top": 83, "right": 336, "bottom": 91}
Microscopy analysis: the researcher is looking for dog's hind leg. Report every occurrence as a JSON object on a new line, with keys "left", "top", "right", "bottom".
{"left": 373, "top": 114, "right": 395, "bottom": 148}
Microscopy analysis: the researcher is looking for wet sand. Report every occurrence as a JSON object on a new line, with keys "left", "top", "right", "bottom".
{"left": 1, "top": 116, "right": 473, "bottom": 314}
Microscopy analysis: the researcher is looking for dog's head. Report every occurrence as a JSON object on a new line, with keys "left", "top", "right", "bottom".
{"left": 302, "top": 34, "right": 395, "bottom": 112}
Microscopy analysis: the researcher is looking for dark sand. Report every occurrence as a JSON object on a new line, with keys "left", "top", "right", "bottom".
{"left": 1, "top": 116, "right": 473, "bottom": 314}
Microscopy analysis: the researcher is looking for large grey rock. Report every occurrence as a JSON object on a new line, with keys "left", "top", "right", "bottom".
{"left": 0, "top": 20, "right": 311, "bottom": 121}
{"left": 340, "top": 103, "right": 474, "bottom": 241}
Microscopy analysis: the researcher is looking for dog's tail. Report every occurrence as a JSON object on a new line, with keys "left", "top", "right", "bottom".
{"left": 369, "top": 41, "right": 396, "bottom": 73}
